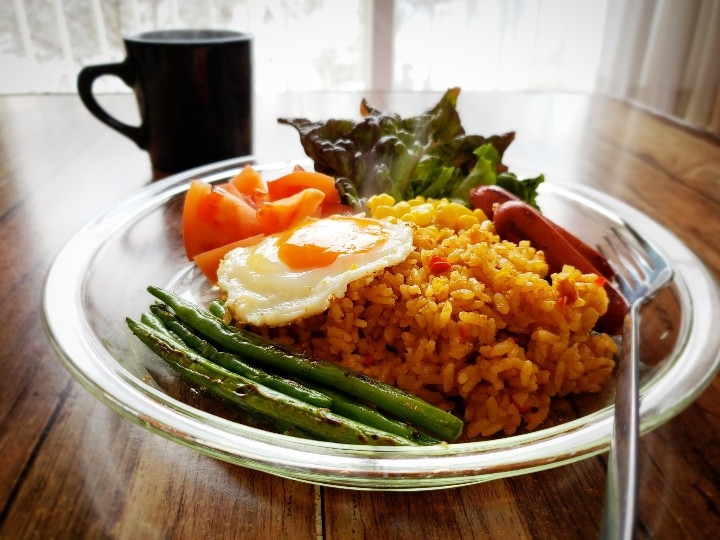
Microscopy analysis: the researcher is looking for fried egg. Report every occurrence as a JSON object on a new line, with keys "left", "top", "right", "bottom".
{"left": 217, "top": 215, "right": 415, "bottom": 326}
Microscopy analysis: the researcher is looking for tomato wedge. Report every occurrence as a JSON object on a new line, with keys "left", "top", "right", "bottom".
{"left": 182, "top": 166, "right": 352, "bottom": 283}
{"left": 256, "top": 188, "right": 326, "bottom": 235}
{"left": 267, "top": 170, "right": 341, "bottom": 208}
{"left": 227, "top": 165, "right": 269, "bottom": 207}
{"left": 182, "top": 180, "right": 263, "bottom": 259}
{"left": 193, "top": 233, "right": 265, "bottom": 284}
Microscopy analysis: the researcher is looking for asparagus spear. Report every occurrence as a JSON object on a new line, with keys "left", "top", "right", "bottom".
{"left": 141, "top": 311, "right": 174, "bottom": 336}
{"left": 127, "top": 317, "right": 419, "bottom": 446}
{"left": 149, "top": 304, "right": 332, "bottom": 409}
{"left": 153, "top": 304, "right": 439, "bottom": 444}
{"left": 315, "top": 386, "right": 440, "bottom": 445}
{"left": 208, "top": 300, "right": 227, "bottom": 320}
{"left": 147, "top": 286, "right": 464, "bottom": 442}
{"left": 142, "top": 311, "right": 320, "bottom": 439}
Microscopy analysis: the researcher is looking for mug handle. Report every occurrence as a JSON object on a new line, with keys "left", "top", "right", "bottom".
{"left": 77, "top": 61, "right": 147, "bottom": 149}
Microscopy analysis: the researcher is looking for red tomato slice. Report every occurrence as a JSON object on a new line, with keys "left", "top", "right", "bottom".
{"left": 256, "top": 188, "right": 326, "bottom": 235}
{"left": 182, "top": 180, "right": 263, "bottom": 259}
{"left": 267, "top": 170, "right": 340, "bottom": 207}
{"left": 182, "top": 180, "right": 212, "bottom": 260}
{"left": 193, "top": 233, "right": 265, "bottom": 284}
{"left": 228, "top": 165, "right": 269, "bottom": 207}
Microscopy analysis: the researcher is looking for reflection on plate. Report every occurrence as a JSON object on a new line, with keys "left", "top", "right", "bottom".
{"left": 42, "top": 158, "right": 720, "bottom": 490}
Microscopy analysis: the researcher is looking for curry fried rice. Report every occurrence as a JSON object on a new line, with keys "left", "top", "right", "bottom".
{"left": 251, "top": 194, "right": 618, "bottom": 440}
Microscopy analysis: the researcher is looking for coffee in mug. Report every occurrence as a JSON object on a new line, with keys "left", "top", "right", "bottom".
{"left": 78, "top": 29, "right": 252, "bottom": 178}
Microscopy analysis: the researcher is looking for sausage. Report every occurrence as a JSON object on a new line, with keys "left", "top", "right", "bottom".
{"left": 493, "top": 200, "right": 627, "bottom": 335}
{"left": 554, "top": 224, "right": 616, "bottom": 280}
{"left": 470, "top": 185, "right": 615, "bottom": 278}
{"left": 469, "top": 185, "right": 517, "bottom": 219}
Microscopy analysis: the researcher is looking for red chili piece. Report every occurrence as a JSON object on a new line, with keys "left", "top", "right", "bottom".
{"left": 517, "top": 404, "right": 533, "bottom": 414}
{"left": 428, "top": 255, "right": 452, "bottom": 273}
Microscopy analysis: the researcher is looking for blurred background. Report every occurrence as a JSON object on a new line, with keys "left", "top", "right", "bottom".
{"left": 2, "top": 0, "right": 719, "bottom": 136}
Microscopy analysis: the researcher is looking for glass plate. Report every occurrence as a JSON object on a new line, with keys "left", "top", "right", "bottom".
{"left": 42, "top": 157, "right": 720, "bottom": 490}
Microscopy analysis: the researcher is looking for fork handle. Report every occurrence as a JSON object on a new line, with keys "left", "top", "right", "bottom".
{"left": 602, "top": 305, "right": 640, "bottom": 539}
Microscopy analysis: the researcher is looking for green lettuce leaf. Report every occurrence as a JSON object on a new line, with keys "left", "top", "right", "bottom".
{"left": 496, "top": 172, "right": 545, "bottom": 209}
{"left": 449, "top": 144, "right": 499, "bottom": 204}
{"left": 278, "top": 88, "right": 541, "bottom": 209}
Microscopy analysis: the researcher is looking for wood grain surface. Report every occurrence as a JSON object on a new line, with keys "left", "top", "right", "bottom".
{"left": 0, "top": 92, "right": 718, "bottom": 539}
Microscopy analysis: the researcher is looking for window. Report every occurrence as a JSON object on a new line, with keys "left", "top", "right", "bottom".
{"left": 1, "top": 0, "right": 372, "bottom": 93}
{"left": 3, "top": 0, "right": 718, "bottom": 136}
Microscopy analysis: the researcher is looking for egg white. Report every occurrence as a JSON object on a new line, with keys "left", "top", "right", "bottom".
{"left": 217, "top": 217, "right": 415, "bottom": 326}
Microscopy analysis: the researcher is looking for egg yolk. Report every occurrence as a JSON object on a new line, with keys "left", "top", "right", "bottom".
{"left": 277, "top": 216, "right": 390, "bottom": 270}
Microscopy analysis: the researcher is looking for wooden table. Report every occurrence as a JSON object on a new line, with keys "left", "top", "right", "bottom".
{"left": 1, "top": 91, "right": 718, "bottom": 539}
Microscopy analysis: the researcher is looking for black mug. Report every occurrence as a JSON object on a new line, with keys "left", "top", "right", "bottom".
{"left": 78, "top": 29, "right": 253, "bottom": 178}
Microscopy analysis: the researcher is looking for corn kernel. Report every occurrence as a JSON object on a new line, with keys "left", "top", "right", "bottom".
{"left": 373, "top": 205, "right": 396, "bottom": 219}
{"left": 409, "top": 203, "right": 434, "bottom": 226}
{"left": 436, "top": 203, "right": 459, "bottom": 229}
{"left": 368, "top": 193, "right": 395, "bottom": 212}
{"left": 393, "top": 200, "right": 412, "bottom": 218}
{"left": 457, "top": 214, "right": 479, "bottom": 230}
{"left": 472, "top": 208, "right": 489, "bottom": 222}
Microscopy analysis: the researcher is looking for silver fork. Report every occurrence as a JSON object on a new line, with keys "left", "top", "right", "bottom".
{"left": 599, "top": 224, "right": 673, "bottom": 540}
